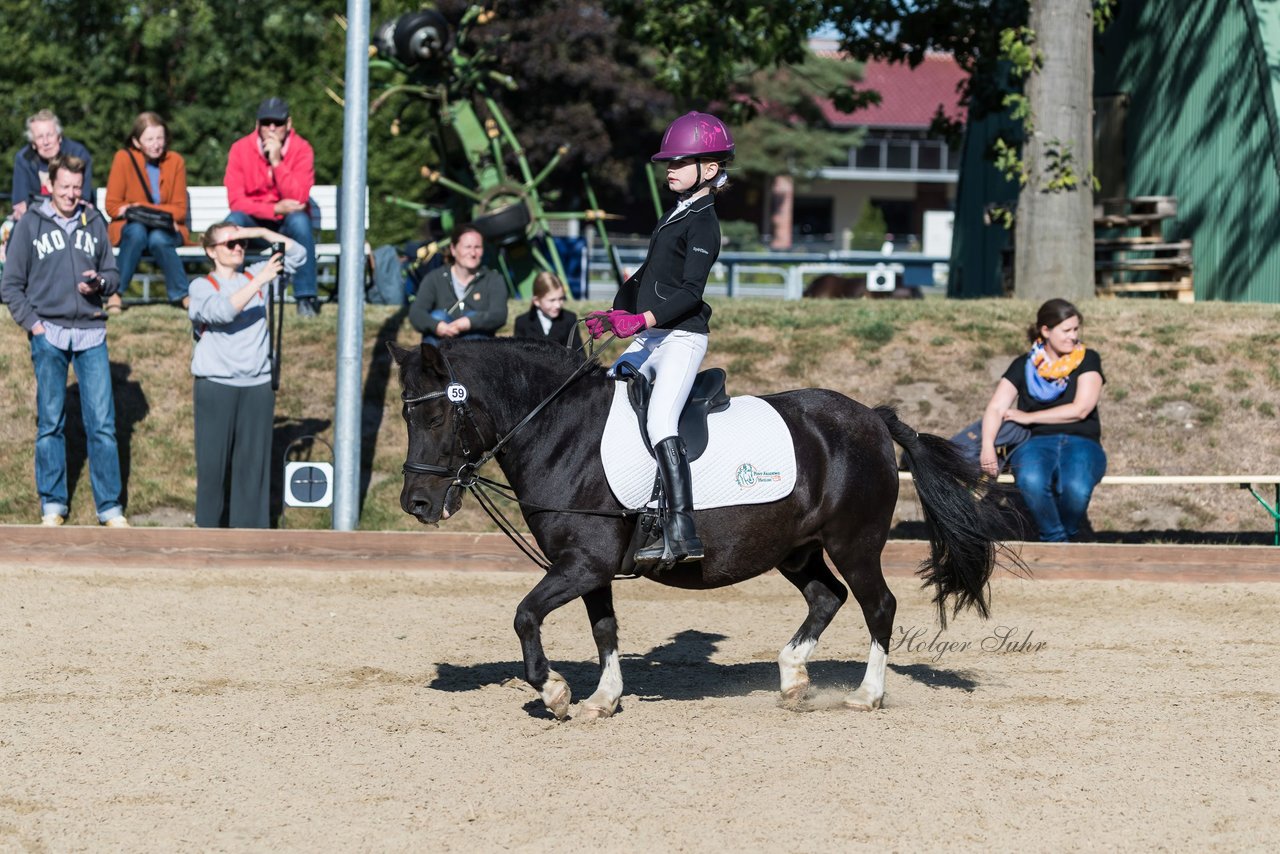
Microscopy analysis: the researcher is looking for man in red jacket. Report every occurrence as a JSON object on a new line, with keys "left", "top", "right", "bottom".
{"left": 223, "top": 97, "right": 319, "bottom": 317}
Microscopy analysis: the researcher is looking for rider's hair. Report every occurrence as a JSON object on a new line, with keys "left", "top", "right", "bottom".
{"left": 703, "top": 158, "right": 730, "bottom": 195}
{"left": 1027, "top": 298, "right": 1082, "bottom": 343}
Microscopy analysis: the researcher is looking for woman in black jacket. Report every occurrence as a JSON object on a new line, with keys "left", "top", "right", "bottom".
{"left": 513, "top": 272, "right": 582, "bottom": 352}
{"left": 585, "top": 111, "right": 734, "bottom": 567}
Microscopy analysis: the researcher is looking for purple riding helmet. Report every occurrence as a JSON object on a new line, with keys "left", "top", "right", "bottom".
{"left": 651, "top": 112, "right": 735, "bottom": 162}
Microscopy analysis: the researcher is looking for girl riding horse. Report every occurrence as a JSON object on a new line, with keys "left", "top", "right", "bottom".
{"left": 586, "top": 111, "right": 734, "bottom": 568}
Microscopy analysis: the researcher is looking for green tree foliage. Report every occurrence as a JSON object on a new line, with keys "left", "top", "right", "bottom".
{"left": 610, "top": 0, "right": 1029, "bottom": 141}
{"left": 730, "top": 51, "right": 865, "bottom": 180}
{"left": 606, "top": 0, "right": 828, "bottom": 112}
{"left": 605, "top": 2, "right": 876, "bottom": 213}
{"left": 849, "top": 199, "right": 887, "bottom": 251}
{"left": 0, "top": 0, "right": 429, "bottom": 244}
{"left": 0, "top": 0, "right": 673, "bottom": 245}
{"left": 719, "top": 219, "right": 764, "bottom": 251}
{"left": 426, "top": 0, "right": 674, "bottom": 201}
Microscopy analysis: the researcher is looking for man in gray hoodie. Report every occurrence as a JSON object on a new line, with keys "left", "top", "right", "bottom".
{"left": 0, "top": 154, "right": 129, "bottom": 527}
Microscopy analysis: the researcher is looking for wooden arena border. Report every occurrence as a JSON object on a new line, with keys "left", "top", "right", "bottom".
{"left": 1, "top": 527, "right": 1276, "bottom": 583}
{"left": 899, "top": 472, "right": 1280, "bottom": 546}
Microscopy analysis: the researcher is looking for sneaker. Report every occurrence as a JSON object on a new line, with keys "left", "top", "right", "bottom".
{"left": 295, "top": 297, "right": 319, "bottom": 318}
{"left": 40, "top": 513, "right": 65, "bottom": 527}
{"left": 103, "top": 516, "right": 131, "bottom": 529}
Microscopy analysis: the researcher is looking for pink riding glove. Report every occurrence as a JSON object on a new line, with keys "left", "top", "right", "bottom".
{"left": 606, "top": 310, "right": 648, "bottom": 338}
{"left": 584, "top": 310, "right": 611, "bottom": 340}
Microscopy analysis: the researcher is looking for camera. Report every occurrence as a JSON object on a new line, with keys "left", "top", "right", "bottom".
{"left": 270, "top": 241, "right": 285, "bottom": 259}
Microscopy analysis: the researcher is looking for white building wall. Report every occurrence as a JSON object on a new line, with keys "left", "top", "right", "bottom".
{"left": 799, "top": 178, "right": 957, "bottom": 248}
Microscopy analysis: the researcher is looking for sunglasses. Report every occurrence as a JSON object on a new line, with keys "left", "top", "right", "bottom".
{"left": 216, "top": 239, "right": 249, "bottom": 250}
{"left": 259, "top": 119, "right": 287, "bottom": 128}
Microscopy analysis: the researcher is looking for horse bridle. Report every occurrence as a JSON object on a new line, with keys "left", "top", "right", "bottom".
{"left": 400, "top": 340, "right": 631, "bottom": 568}
{"left": 400, "top": 374, "right": 486, "bottom": 489}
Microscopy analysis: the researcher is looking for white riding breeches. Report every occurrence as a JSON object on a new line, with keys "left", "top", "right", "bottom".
{"left": 609, "top": 328, "right": 708, "bottom": 444}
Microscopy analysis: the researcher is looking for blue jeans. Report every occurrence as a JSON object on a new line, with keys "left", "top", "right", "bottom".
{"left": 30, "top": 334, "right": 125, "bottom": 522}
{"left": 420, "top": 309, "right": 493, "bottom": 346}
{"left": 117, "top": 221, "right": 191, "bottom": 303}
{"left": 226, "top": 209, "right": 316, "bottom": 299}
{"left": 1008, "top": 434, "right": 1107, "bottom": 542}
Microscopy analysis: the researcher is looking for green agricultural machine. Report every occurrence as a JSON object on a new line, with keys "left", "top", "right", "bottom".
{"left": 370, "top": 5, "right": 623, "bottom": 297}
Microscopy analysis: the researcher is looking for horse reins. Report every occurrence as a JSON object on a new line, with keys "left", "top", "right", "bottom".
{"left": 400, "top": 333, "right": 632, "bottom": 570}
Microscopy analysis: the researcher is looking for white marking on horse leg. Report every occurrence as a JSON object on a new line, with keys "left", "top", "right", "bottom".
{"left": 579, "top": 650, "right": 623, "bottom": 720}
{"left": 540, "top": 669, "right": 572, "bottom": 720}
{"left": 778, "top": 638, "right": 817, "bottom": 701}
{"left": 845, "top": 640, "right": 887, "bottom": 711}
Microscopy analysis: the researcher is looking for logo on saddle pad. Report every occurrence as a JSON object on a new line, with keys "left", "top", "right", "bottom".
{"left": 735, "top": 462, "right": 783, "bottom": 489}
{"left": 601, "top": 383, "right": 796, "bottom": 510}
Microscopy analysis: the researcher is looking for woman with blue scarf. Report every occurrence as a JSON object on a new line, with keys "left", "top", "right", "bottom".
{"left": 980, "top": 299, "right": 1107, "bottom": 541}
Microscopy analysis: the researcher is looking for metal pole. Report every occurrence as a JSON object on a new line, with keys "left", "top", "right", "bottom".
{"left": 333, "top": 0, "right": 370, "bottom": 531}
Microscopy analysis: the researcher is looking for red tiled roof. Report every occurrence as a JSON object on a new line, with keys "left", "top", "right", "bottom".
{"left": 816, "top": 52, "right": 967, "bottom": 129}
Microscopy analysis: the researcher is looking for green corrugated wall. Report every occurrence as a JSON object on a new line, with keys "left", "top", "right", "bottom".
{"left": 951, "top": 0, "right": 1280, "bottom": 303}
{"left": 947, "top": 111, "right": 1018, "bottom": 299}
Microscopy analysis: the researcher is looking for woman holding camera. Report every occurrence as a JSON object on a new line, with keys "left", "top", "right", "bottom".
{"left": 189, "top": 221, "right": 302, "bottom": 528}
{"left": 105, "top": 112, "right": 191, "bottom": 310}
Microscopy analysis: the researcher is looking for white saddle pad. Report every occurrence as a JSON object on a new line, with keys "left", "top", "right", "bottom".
{"left": 600, "top": 382, "right": 797, "bottom": 511}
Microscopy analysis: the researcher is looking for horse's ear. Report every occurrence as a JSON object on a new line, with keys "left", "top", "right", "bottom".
{"left": 387, "top": 342, "right": 412, "bottom": 365}
{"left": 418, "top": 341, "right": 449, "bottom": 379}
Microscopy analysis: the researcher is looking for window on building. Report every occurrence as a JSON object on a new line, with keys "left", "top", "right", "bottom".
{"left": 848, "top": 134, "right": 960, "bottom": 173}
{"left": 871, "top": 199, "right": 914, "bottom": 238}
{"left": 886, "top": 141, "right": 914, "bottom": 170}
{"left": 917, "top": 142, "right": 943, "bottom": 171}
{"left": 854, "top": 141, "right": 884, "bottom": 169}
{"left": 793, "top": 196, "right": 835, "bottom": 243}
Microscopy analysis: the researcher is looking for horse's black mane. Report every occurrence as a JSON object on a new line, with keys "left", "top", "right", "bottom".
{"left": 440, "top": 337, "right": 610, "bottom": 382}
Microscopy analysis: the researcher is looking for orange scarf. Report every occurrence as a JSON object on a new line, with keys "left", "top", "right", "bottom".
{"left": 1031, "top": 341, "right": 1085, "bottom": 380}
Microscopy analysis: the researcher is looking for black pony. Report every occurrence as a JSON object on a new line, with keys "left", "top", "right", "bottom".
{"left": 393, "top": 337, "right": 1012, "bottom": 719}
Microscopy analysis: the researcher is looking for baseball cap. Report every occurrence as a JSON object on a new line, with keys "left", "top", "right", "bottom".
{"left": 257, "top": 97, "right": 290, "bottom": 122}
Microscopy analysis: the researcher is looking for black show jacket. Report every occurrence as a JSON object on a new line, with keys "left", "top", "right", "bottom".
{"left": 513, "top": 305, "right": 583, "bottom": 352}
{"left": 612, "top": 195, "right": 720, "bottom": 334}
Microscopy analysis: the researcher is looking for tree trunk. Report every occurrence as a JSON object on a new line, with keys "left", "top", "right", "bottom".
{"left": 769, "top": 174, "right": 794, "bottom": 251}
{"left": 1014, "top": 0, "right": 1095, "bottom": 303}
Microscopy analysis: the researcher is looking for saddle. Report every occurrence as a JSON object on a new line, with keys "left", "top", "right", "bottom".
{"left": 614, "top": 364, "right": 730, "bottom": 462}
{"left": 612, "top": 365, "right": 730, "bottom": 577}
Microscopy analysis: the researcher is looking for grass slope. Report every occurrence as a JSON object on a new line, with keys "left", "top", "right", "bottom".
{"left": 1, "top": 298, "right": 1277, "bottom": 541}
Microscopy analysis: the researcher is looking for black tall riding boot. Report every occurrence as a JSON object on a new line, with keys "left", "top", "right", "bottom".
{"left": 634, "top": 437, "right": 704, "bottom": 564}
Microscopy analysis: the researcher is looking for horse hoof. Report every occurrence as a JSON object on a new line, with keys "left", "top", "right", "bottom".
{"left": 843, "top": 688, "right": 884, "bottom": 711}
{"left": 541, "top": 670, "right": 572, "bottom": 720}
{"left": 578, "top": 702, "right": 614, "bottom": 720}
{"left": 780, "top": 681, "right": 810, "bottom": 704}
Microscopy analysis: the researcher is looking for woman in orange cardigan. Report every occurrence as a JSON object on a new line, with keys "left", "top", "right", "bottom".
{"left": 105, "top": 112, "right": 191, "bottom": 309}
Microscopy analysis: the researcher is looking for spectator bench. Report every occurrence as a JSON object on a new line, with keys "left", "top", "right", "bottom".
{"left": 897, "top": 472, "right": 1280, "bottom": 545}
{"left": 95, "top": 185, "right": 368, "bottom": 302}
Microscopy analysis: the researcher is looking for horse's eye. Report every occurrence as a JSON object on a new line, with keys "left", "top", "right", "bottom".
{"left": 402, "top": 403, "right": 444, "bottom": 429}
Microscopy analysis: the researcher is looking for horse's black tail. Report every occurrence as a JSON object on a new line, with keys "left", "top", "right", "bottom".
{"left": 875, "top": 406, "right": 1023, "bottom": 627}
